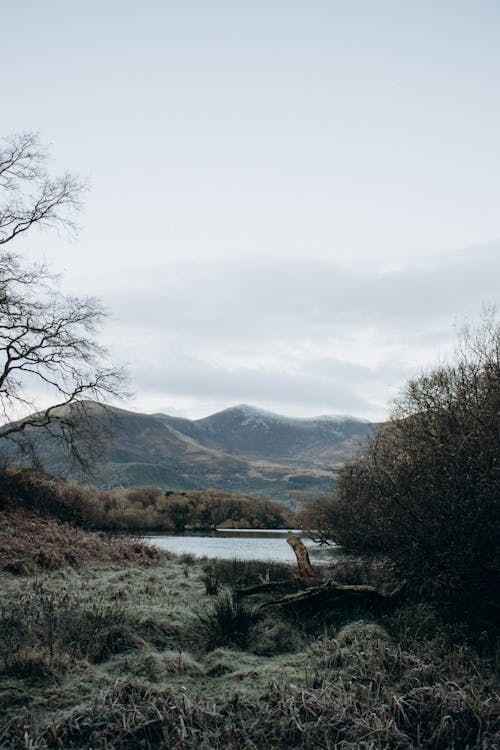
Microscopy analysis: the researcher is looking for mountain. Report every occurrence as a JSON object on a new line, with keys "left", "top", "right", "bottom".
{"left": 2, "top": 402, "right": 377, "bottom": 504}
{"left": 156, "top": 404, "right": 374, "bottom": 466}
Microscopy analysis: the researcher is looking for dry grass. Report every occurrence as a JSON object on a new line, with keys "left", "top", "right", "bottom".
{"left": 0, "top": 509, "right": 160, "bottom": 572}
{"left": 4, "top": 649, "right": 498, "bottom": 749}
{"left": 0, "top": 511, "right": 498, "bottom": 749}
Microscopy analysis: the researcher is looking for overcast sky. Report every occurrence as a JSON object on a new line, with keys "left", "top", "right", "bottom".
{"left": 2, "top": 1, "right": 500, "bottom": 420}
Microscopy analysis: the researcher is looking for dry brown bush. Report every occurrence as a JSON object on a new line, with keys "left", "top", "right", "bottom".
{"left": 0, "top": 509, "right": 159, "bottom": 572}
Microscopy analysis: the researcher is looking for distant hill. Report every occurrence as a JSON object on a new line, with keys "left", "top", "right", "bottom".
{"left": 1, "top": 402, "right": 378, "bottom": 504}
{"left": 157, "top": 404, "right": 374, "bottom": 466}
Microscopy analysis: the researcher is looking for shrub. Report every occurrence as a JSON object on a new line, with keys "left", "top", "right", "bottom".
{"left": 306, "top": 315, "right": 500, "bottom": 621}
{"left": 0, "top": 469, "right": 103, "bottom": 527}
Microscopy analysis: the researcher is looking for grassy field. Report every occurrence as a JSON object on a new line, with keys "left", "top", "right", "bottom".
{"left": 0, "top": 513, "right": 498, "bottom": 749}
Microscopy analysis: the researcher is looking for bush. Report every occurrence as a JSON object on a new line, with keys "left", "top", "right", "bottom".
{"left": 305, "top": 315, "right": 500, "bottom": 621}
{"left": 0, "top": 469, "right": 103, "bottom": 527}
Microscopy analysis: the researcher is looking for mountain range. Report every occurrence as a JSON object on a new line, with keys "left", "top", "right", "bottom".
{"left": 4, "top": 402, "right": 378, "bottom": 504}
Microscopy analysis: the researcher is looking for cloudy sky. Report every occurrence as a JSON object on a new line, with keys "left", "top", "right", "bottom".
{"left": 2, "top": 1, "right": 500, "bottom": 420}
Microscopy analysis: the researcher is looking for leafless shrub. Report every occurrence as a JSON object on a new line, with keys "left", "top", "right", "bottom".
{"left": 305, "top": 314, "right": 500, "bottom": 621}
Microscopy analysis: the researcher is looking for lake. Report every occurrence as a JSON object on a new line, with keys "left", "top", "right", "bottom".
{"left": 141, "top": 529, "right": 337, "bottom": 564}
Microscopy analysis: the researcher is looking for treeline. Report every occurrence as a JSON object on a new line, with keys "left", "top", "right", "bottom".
{"left": 0, "top": 470, "right": 292, "bottom": 531}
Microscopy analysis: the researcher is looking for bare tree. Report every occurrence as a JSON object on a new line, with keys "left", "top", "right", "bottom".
{"left": 0, "top": 132, "right": 127, "bottom": 469}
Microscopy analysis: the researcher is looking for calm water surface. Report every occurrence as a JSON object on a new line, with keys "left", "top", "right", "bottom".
{"left": 141, "top": 529, "right": 336, "bottom": 564}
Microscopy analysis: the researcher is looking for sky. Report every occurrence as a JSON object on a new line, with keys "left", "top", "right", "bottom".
{"left": 2, "top": 0, "right": 499, "bottom": 421}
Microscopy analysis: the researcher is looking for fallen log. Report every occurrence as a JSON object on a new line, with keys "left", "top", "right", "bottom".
{"left": 233, "top": 534, "right": 404, "bottom": 609}
{"left": 259, "top": 579, "right": 406, "bottom": 609}
{"left": 259, "top": 583, "right": 331, "bottom": 609}
{"left": 238, "top": 533, "right": 405, "bottom": 609}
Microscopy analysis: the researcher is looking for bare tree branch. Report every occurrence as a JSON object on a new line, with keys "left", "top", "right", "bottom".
{"left": 0, "top": 132, "right": 86, "bottom": 245}
{"left": 0, "top": 131, "right": 128, "bottom": 471}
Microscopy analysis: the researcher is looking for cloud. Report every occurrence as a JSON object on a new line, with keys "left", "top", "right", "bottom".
{"left": 128, "top": 351, "right": 377, "bottom": 415}
{"left": 99, "top": 243, "right": 499, "bottom": 419}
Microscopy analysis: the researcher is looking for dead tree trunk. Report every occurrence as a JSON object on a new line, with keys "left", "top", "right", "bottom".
{"left": 286, "top": 533, "right": 322, "bottom": 585}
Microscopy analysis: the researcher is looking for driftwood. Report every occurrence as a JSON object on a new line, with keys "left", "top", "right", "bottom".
{"left": 237, "top": 533, "right": 405, "bottom": 609}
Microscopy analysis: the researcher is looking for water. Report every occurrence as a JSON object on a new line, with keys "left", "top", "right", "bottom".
{"left": 141, "top": 529, "right": 336, "bottom": 564}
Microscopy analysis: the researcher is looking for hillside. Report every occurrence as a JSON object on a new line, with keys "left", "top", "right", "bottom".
{"left": 1, "top": 402, "right": 377, "bottom": 503}
{"left": 157, "top": 404, "right": 374, "bottom": 466}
